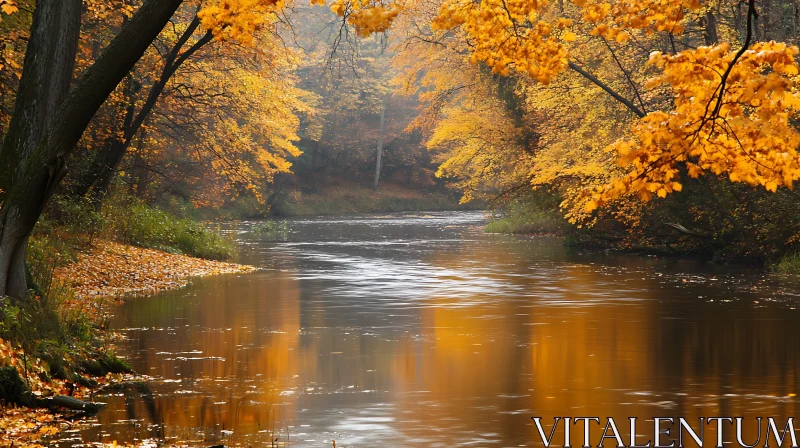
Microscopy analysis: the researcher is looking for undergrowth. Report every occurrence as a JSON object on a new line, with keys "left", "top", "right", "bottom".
{"left": 485, "top": 191, "right": 567, "bottom": 235}
{"left": 0, "top": 192, "right": 230, "bottom": 404}
{"left": 38, "top": 193, "right": 236, "bottom": 262}
{"left": 252, "top": 220, "right": 290, "bottom": 236}
{"left": 772, "top": 252, "right": 800, "bottom": 275}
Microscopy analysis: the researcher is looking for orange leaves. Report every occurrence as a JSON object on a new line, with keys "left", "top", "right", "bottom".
{"left": 431, "top": 0, "right": 569, "bottom": 83}
{"left": 53, "top": 241, "right": 256, "bottom": 300}
{"left": 329, "top": 0, "right": 404, "bottom": 37}
{"left": 582, "top": 41, "right": 800, "bottom": 216}
{"left": 0, "top": 336, "right": 127, "bottom": 446}
{"left": 0, "top": 0, "right": 18, "bottom": 16}
{"left": 198, "top": 0, "right": 283, "bottom": 45}
{"left": 579, "top": 0, "right": 695, "bottom": 36}
{"left": 418, "top": 0, "right": 705, "bottom": 84}
{"left": 0, "top": 406, "right": 64, "bottom": 447}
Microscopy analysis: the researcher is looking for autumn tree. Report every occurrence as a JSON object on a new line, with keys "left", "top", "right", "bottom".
{"left": 64, "top": 0, "right": 306, "bottom": 211}
{"left": 0, "top": 0, "right": 284, "bottom": 299}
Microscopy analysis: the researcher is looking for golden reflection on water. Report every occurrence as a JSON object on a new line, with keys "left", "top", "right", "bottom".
{"left": 81, "top": 214, "right": 800, "bottom": 447}
{"left": 100, "top": 273, "right": 305, "bottom": 444}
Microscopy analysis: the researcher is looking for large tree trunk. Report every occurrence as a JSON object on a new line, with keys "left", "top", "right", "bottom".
{"left": 0, "top": 0, "right": 185, "bottom": 299}
{"left": 0, "top": 0, "right": 82, "bottom": 300}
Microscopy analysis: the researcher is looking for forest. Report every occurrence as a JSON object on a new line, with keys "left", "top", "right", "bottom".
{"left": 1, "top": 0, "right": 800, "bottom": 445}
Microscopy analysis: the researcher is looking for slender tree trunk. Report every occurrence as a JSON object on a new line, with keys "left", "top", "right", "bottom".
{"left": 373, "top": 104, "right": 386, "bottom": 189}
{"left": 71, "top": 77, "right": 141, "bottom": 199}
{"left": 703, "top": 10, "right": 719, "bottom": 45}
{"left": 131, "top": 129, "right": 149, "bottom": 198}
{"left": 0, "top": 0, "right": 185, "bottom": 299}
{"left": 75, "top": 16, "right": 212, "bottom": 208}
{"left": 89, "top": 140, "right": 129, "bottom": 208}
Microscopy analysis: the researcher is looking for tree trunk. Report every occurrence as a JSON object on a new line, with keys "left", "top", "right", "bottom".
{"left": 703, "top": 10, "right": 719, "bottom": 45}
{"left": 89, "top": 140, "right": 129, "bottom": 209}
{"left": 74, "top": 16, "right": 212, "bottom": 208}
{"left": 130, "top": 129, "right": 149, "bottom": 198}
{"left": 0, "top": 0, "right": 81, "bottom": 300}
{"left": 0, "top": 0, "right": 185, "bottom": 299}
{"left": 70, "top": 76, "right": 141, "bottom": 199}
{"left": 373, "top": 103, "right": 386, "bottom": 189}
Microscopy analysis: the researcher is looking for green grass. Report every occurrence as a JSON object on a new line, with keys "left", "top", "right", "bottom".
{"left": 104, "top": 198, "right": 235, "bottom": 260}
{"left": 252, "top": 220, "right": 289, "bottom": 235}
{"left": 772, "top": 252, "right": 800, "bottom": 275}
{"left": 44, "top": 194, "right": 237, "bottom": 261}
{"left": 484, "top": 213, "right": 564, "bottom": 235}
{"left": 485, "top": 191, "right": 567, "bottom": 235}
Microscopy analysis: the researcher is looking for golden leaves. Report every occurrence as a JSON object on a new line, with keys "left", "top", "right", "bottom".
{"left": 329, "top": 0, "right": 404, "bottom": 37}
{"left": 562, "top": 31, "right": 577, "bottom": 42}
{"left": 430, "top": 0, "right": 569, "bottom": 82}
{"left": 585, "top": 41, "right": 800, "bottom": 213}
{"left": 0, "top": 0, "right": 18, "bottom": 16}
{"left": 198, "top": 0, "right": 283, "bottom": 45}
{"left": 0, "top": 405, "right": 63, "bottom": 447}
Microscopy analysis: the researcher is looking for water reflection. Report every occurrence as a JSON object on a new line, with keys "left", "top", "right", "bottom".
{"left": 72, "top": 211, "right": 800, "bottom": 447}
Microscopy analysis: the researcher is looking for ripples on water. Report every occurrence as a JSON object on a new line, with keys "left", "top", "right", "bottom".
{"left": 65, "top": 211, "right": 800, "bottom": 447}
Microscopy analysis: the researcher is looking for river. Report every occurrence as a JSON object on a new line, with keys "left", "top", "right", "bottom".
{"left": 67, "top": 211, "right": 800, "bottom": 447}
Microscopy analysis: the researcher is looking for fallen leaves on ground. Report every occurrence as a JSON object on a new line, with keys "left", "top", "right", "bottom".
{"left": 0, "top": 406, "right": 62, "bottom": 447}
{"left": 0, "top": 337, "right": 127, "bottom": 447}
{"left": 54, "top": 240, "right": 256, "bottom": 301}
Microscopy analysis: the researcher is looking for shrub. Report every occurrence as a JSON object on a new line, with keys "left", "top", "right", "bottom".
{"left": 102, "top": 196, "right": 236, "bottom": 260}
{"left": 485, "top": 190, "right": 566, "bottom": 235}
{"left": 252, "top": 220, "right": 289, "bottom": 235}
{"left": 772, "top": 252, "right": 800, "bottom": 275}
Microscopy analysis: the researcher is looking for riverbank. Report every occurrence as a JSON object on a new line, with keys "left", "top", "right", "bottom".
{"left": 271, "top": 180, "right": 472, "bottom": 217}
{"left": 483, "top": 190, "right": 800, "bottom": 269}
{"left": 0, "top": 239, "right": 256, "bottom": 447}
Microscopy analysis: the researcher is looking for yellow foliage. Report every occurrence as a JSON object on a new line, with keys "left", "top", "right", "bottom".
{"left": 329, "top": 0, "right": 403, "bottom": 37}
{"left": 199, "top": 0, "right": 284, "bottom": 45}
{"left": 588, "top": 42, "right": 800, "bottom": 211}
{"left": 0, "top": 0, "right": 18, "bottom": 16}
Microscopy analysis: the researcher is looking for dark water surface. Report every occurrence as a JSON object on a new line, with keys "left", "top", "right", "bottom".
{"left": 72, "top": 211, "right": 800, "bottom": 447}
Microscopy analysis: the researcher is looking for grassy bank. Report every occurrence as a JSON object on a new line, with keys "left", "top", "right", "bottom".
{"left": 772, "top": 252, "right": 800, "bottom": 275}
{"left": 271, "top": 181, "right": 470, "bottom": 217}
{"left": 41, "top": 194, "right": 236, "bottom": 262}
{"left": 484, "top": 191, "right": 567, "bottom": 236}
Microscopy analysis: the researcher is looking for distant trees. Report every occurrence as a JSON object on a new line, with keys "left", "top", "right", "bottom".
{"left": 384, "top": 0, "right": 800, "bottom": 258}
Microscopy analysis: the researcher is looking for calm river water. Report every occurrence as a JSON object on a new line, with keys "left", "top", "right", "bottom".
{"left": 70, "top": 211, "right": 800, "bottom": 447}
